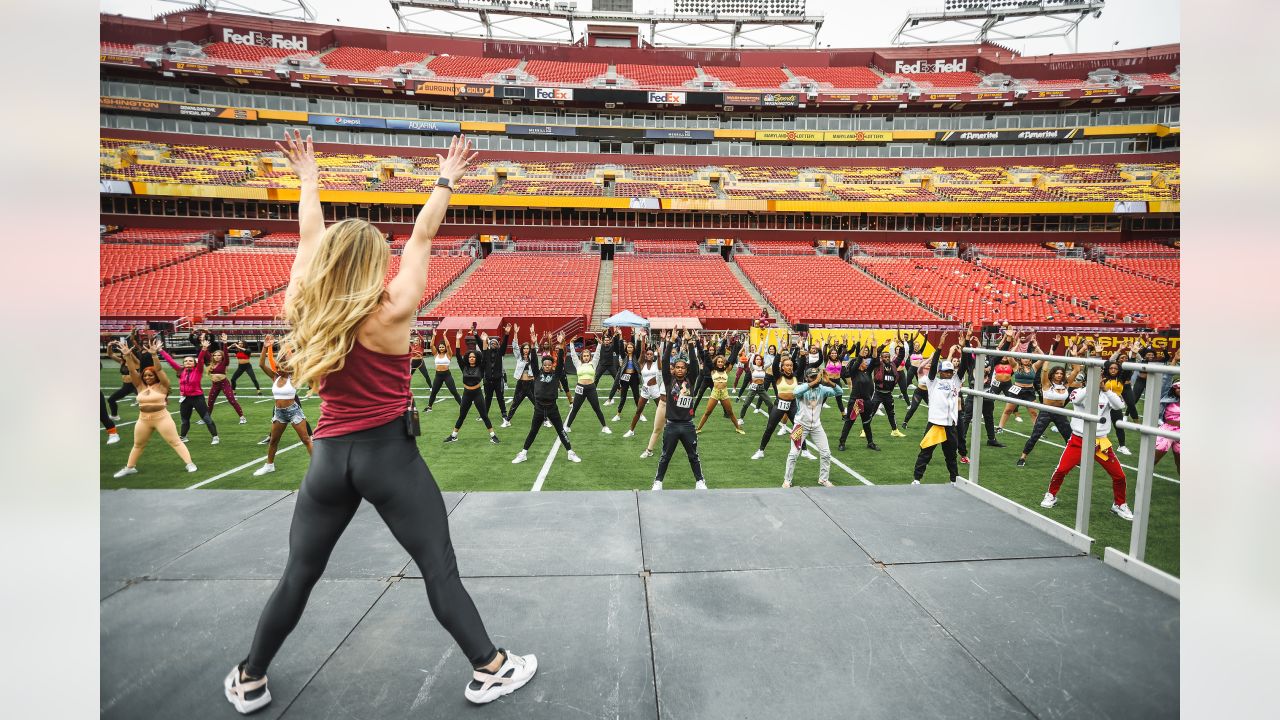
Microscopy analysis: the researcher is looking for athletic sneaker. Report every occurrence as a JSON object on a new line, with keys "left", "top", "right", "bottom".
{"left": 1116, "top": 446, "right": 1132, "bottom": 456}
{"left": 986, "top": 439, "right": 1005, "bottom": 448}
{"left": 224, "top": 664, "right": 271, "bottom": 715}
{"left": 611, "top": 414, "right": 622, "bottom": 422}
{"left": 737, "top": 418, "right": 744, "bottom": 427}
{"left": 512, "top": 450, "right": 527, "bottom": 464}
{"left": 257, "top": 436, "right": 270, "bottom": 445}
{"left": 640, "top": 449, "right": 653, "bottom": 458}
{"left": 253, "top": 463, "right": 276, "bottom": 476}
{"left": 1040, "top": 492, "right": 1058, "bottom": 509}
{"left": 818, "top": 478, "right": 834, "bottom": 488}
{"left": 106, "top": 433, "right": 120, "bottom": 445}
{"left": 911, "top": 479, "right": 921, "bottom": 485}
{"left": 776, "top": 425, "right": 787, "bottom": 436}
{"left": 623, "top": 430, "right": 635, "bottom": 438}
{"left": 1015, "top": 416, "right": 1023, "bottom": 423}
{"left": 640, "top": 414, "right": 647, "bottom": 422}
{"left": 995, "top": 426, "right": 1004, "bottom": 434}
{"left": 734, "top": 427, "right": 746, "bottom": 435}
{"left": 186, "top": 463, "right": 198, "bottom": 473}
{"left": 890, "top": 429, "right": 906, "bottom": 438}
{"left": 109, "top": 414, "right": 121, "bottom": 421}
{"left": 781, "top": 479, "right": 792, "bottom": 488}
{"left": 566, "top": 450, "right": 582, "bottom": 463}
{"left": 695, "top": 479, "right": 708, "bottom": 490}
{"left": 876, "top": 407, "right": 885, "bottom": 416}
{"left": 424, "top": 406, "right": 433, "bottom": 413}
{"left": 465, "top": 648, "right": 538, "bottom": 704}
{"left": 751, "top": 449, "right": 765, "bottom": 460}
{"left": 113, "top": 466, "right": 138, "bottom": 478}
{"left": 1111, "top": 503, "right": 1134, "bottom": 521}
{"left": 490, "top": 435, "right": 501, "bottom": 445}
{"left": 564, "top": 425, "right": 572, "bottom": 433}
{"left": 443, "top": 434, "right": 458, "bottom": 443}
{"left": 212, "top": 436, "right": 221, "bottom": 445}
{"left": 866, "top": 443, "right": 881, "bottom": 452}
{"left": 858, "top": 430, "right": 865, "bottom": 438}
{"left": 959, "top": 456, "right": 970, "bottom": 464}
{"left": 651, "top": 480, "right": 663, "bottom": 491}
{"left": 837, "top": 443, "right": 846, "bottom": 452}
{"left": 801, "top": 449, "right": 817, "bottom": 460}
{"left": 238, "top": 416, "right": 248, "bottom": 425}
{"left": 601, "top": 426, "right": 613, "bottom": 434}
{"left": 1016, "top": 458, "right": 1027, "bottom": 467}
{"left": 196, "top": 418, "right": 205, "bottom": 425}
{"left": 543, "top": 420, "right": 551, "bottom": 428}
{"left": 500, "top": 418, "right": 512, "bottom": 428}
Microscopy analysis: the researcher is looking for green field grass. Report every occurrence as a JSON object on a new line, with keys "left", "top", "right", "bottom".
{"left": 99, "top": 363, "right": 1180, "bottom": 575}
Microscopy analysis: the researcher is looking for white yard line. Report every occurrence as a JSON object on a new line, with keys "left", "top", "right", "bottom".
{"left": 777, "top": 421, "right": 874, "bottom": 486}
{"left": 530, "top": 438, "right": 561, "bottom": 492}
{"left": 999, "top": 428, "right": 1180, "bottom": 484}
{"left": 185, "top": 442, "right": 305, "bottom": 490}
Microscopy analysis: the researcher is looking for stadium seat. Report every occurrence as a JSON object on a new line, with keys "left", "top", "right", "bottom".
{"left": 736, "top": 256, "right": 938, "bottom": 325}
{"left": 432, "top": 253, "right": 599, "bottom": 318}
{"left": 524, "top": 60, "right": 607, "bottom": 84}
{"left": 616, "top": 63, "right": 698, "bottom": 88}
{"left": 702, "top": 66, "right": 788, "bottom": 88}
{"left": 612, "top": 256, "right": 759, "bottom": 320}
{"left": 322, "top": 47, "right": 429, "bottom": 72}
{"left": 425, "top": 55, "right": 518, "bottom": 79}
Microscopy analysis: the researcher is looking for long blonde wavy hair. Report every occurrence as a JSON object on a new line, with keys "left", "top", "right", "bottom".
{"left": 282, "top": 218, "right": 389, "bottom": 388}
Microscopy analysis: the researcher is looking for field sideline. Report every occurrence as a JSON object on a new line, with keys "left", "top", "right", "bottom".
{"left": 99, "top": 363, "right": 1180, "bottom": 575}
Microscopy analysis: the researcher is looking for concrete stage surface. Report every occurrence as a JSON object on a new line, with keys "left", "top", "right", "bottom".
{"left": 101, "top": 485, "right": 1178, "bottom": 719}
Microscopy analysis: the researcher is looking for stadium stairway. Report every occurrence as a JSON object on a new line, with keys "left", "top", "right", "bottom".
{"left": 590, "top": 259, "right": 614, "bottom": 331}
{"left": 727, "top": 259, "right": 790, "bottom": 332}
{"left": 847, "top": 259, "right": 949, "bottom": 321}
{"left": 420, "top": 256, "right": 480, "bottom": 314}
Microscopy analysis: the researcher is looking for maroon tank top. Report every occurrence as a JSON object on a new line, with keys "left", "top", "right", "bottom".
{"left": 313, "top": 340, "right": 412, "bottom": 439}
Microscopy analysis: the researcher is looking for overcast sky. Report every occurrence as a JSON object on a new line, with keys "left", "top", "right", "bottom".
{"left": 100, "top": 0, "right": 1178, "bottom": 55}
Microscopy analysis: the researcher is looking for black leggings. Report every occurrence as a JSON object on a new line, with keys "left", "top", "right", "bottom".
{"left": 107, "top": 380, "right": 134, "bottom": 416}
{"left": 738, "top": 382, "right": 773, "bottom": 417}
{"left": 231, "top": 363, "right": 262, "bottom": 393}
{"left": 101, "top": 392, "right": 116, "bottom": 431}
{"left": 455, "top": 387, "right": 493, "bottom": 430}
{"left": 566, "top": 384, "right": 607, "bottom": 428}
{"left": 655, "top": 421, "right": 704, "bottom": 484}
{"left": 757, "top": 403, "right": 794, "bottom": 451}
{"left": 838, "top": 393, "right": 878, "bottom": 447}
{"left": 427, "top": 371, "right": 462, "bottom": 408}
{"left": 692, "top": 373, "right": 715, "bottom": 409}
{"left": 872, "top": 391, "right": 899, "bottom": 431}
{"left": 903, "top": 387, "right": 928, "bottom": 426}
{"left": 410, "top": 360, "right": 432, "bottom": 388}
{"left": 1111, "top": 408, "right": 1127, "bottom": 446}
{"left": 178, "top": 394, "right": 217, "bottom": 437}
{"left": 524, "top": 402, "right": 571, "bottom": 451}
{"left": 961, "top": 395, "right": 997, "bottom": 443}
{"left": 244, "top": 419, "right": 496, "bottom": 677}
{"left": 1022, "top": 408, "right": 1072, "bottom": 456}
{"left": 507, "top": 378, "right": 535, "bottom": 419}
{"left": 913, "top": 423, "right": 960, "bottom": 483}
{"left": 613, "top": 372, "right": 641, "bottom": 412}
{"left": 483, "top": 378, "right": 509, "bottom": 420}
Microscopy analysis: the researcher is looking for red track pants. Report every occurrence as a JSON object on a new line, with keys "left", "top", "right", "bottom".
{"left": 1048, "top": 434, "right": 1127, "bottom": 506}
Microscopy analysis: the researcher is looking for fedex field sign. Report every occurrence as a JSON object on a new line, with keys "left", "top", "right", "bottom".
{"left": 893, "top": 58, "right": 968, "bottom": 74}
{"left": 221, "top": 28, "right": 309, "bottom": 51}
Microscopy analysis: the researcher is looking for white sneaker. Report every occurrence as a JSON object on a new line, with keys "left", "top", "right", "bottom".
{"left": 106, "top": 433, "right": 121, "bottom": 445}
{"left": 196, "top": 418, "right": 205, "bottom": 425}
{"left": 823, "top": 403, "right": 831, "bottom": 409}
{"left": 695, "top": 479, "right": 708, "bottom": 490}
{"left": 512, "top": 450, "right": 528, "bottom": 464}
{"left": 543, "top": 420, "right": 551, "bottom": 428}
{"left": 776, "top": 425, "right": 787, "bottom": 436}
{"left": 238, "top": 416, "right": 248, "bottom": 424}
{"left": 781, "top": 479, "right": 792, "bottom": 488}
{"left": 640, "top": 449, "right": 653, "bottom": 458}
{"left": 180, "top": 436, "right": 189, "bottom": 444}
{"left": 1111, "top": 503, "right": 1134, "bottom": 521}
{"left": 186, "top": 463, "right": 198, "bottom": 473}
{"left": 224, "top": 664, "right": 272, "bottom": 715}
{"left": 802, "top": 449, "right": 817, "bottom": 460}
{"left": 566, "top": 450, "right": 582, "bottom": 463}
{"left": 751, "top": 449, "right": 765, "bottom": 460}
{"left": 113, "top": 466, "right": 138, "bottom": 478}
{"left": 612, "top": 414, "right": 621, "bottom": 422}
{"left": 253, "top": 463, "right": 275, "bottom": 476}
{"left": 640, "top": 414, "right": 647, "bottom": 422}
{"left": 109, "top": 414, "right": 121, "bottom": 421}
{"left": 1015, "top": 415, "right": 1023, "bottom": 423}
{"left": 737, "top": 418, "right": 744, "bottom": 427}
{"left": 876, "top": 407, "right": 885, "bottom": 416}
{"left": 651, "top": 480, "right": 663, "bottom": 491}
{"left": 465, "top": 649, "right": 538, "bottom": 705}
{"left": 1116, "top": 446, "right": 1132, "bottom": 456}
{"left": 564, "top": 425, "right": 572, "bottom": 433}
{"left": 1040, "top": 492, "right": 1058, "bottom": 509}
{"left": 501, "top": 418, "right": 512, "bottom": 428}
{"left": 623, "top": 430, "right": 635, "bottom": 438}
{"left": 911, "top": 479, "right": 921, "bottom": 485}
{"left": 601, "top": 426, "right": 612, "bottom": 434}
{"left": 603, "top": 399, "right": 613, "bottom": 406}
{"left": 211, "top": 436, "right": 220, "bottom": 445}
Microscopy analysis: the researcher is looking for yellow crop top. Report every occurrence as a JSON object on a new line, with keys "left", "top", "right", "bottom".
{"left": 577, "top": 362, "right": 596, "bottom": 384}
{"left": 711, "top": 369, "right": 729, "bottom": 386}
{"left": 775, "top": 376, "right": 798, "bottom": 395}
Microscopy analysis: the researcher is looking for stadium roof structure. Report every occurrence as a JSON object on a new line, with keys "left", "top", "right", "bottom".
{"left": 893, "top": 0, "right": 1108, "bottom": 53}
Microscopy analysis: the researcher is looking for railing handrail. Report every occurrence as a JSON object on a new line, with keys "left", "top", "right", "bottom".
{"left": 1119, "top": 361, "right": 1181, "bottom": 374}
{"left": 959, "top": 388, "right": 1104, "bottom": 423}
{"left": 1115, "top": 420, "right": 1181, "bottom": 442}
{"left": 963, "top": 346, "right": 1108, "bottom": 367}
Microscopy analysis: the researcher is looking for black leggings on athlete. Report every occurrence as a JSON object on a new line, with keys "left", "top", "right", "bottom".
{"left": 757, "top": 403, "right": 794, "bottom": 451}
{"left": 1021, "top": 409, "right": 1072, "bottom": 455}
{"left": 524, "top": 402, "right": 571, "bottom": 451}
{"left": 903, "top": 387, "right": 928, "bottom": 426}
{"left": 961, "top": 396, "right": 997, "bottom": 443}
{"left": 179, "top": 394, "right": 217, "bottom": 437}
{"left": 410, "top": 360, "right": 432, "bottom": 388}
{"left": 107, "top": 380, "right": 135, "bottom": 417}
{"left": 613, "top": 373, "right": 641, "bottom": 412}
{"left": 507, "top": 379, "right": 535, "bottom": 419}
{"left": 566, "top": 384, "right": 607, "bottom": 428}
{"left": 692, "top": 373, "right": 715, "bottom": 408}
{"left": 244, "top": 419, "right": 496, "bottom": 677}
{"left": 455, "top": 387, "right": 493, "bottom": 430}
{"left": 101, "top": 392, "right": 116, "bottom": 431}
{"left": 738, "top": 383, "right": 773, "bottom": 417}
{"left": 1111, "top": 408, "right": 1127, "bottom": 446}
{"left": 231, "top": 363, "right": 262, "bottom": 393}
{"left": 427, "top": 371, "right": 462, "bottom": 408}
{"left": 913, "top": 423, "right": 960, "bottom": 483}
{"left": 655, "top": 421, "right": 704, "bottom": 484}
{"left": 838, "top": 394, "right": 878, "bottom": 447}
{"left": 483, "top": 378, "right": 509, "bottom": 420}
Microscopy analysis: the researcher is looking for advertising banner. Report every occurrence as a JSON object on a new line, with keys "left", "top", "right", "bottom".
{"left": 534, "top": 87, "right": 575, "bottom": 101}
{"left": 349, "top": 76, "right": 393, "bottom": 88}
{"left": 643, "top": 128, "right": 714, "bottom": 141}
{"left": 227, "top": 67, "right": 271, "bottom": 78}
{"left": 457, "top": 83, "right": 495, "bottom": 98}
{"left": 755, "top": 130, "right": 823, "bottom": 142}
{"left": 865, "top": 92, "right": 905, "bottom": 103}
{"left": 938, "top": 128, "right": 1080, "bottom": 144}
{"left": 822, "top": 131, "right": 893, "bottom": 143}
{"left": 100, "top": 52, "right": 146, "bottom": 67}
{"left": 296, "top": 72, "right": 339, "bottom": 84}
{"left": 506, "top": 124, "right": 577, "bottom": 137}
{"left": 817, "top": 93, "right": 860, "bottom": 104}
{"left": 169, "top": 61, "right": 217, "bottom": 74}
{"left": 100, "top": 97, "right": 259, "bottom": 120}
{"left": 307, "top": 114, "right": 388, "bottom": 129}
{"left": 1028, "top": 89, "right": 1069, "bottom": 100}
{"left": 384, "top": 119, "right": 463, "bottom": 133}
{"left": 416, "top": 80, "right": 459, "bottom": 96}
{"left": 648, "top": 91, "right": 687, "bottom": 105}
{"left": 759, "top": 92, "right": 800, "bottom": 107}
{"left": 721, "top": 92, "right": 761, "bottom": 106}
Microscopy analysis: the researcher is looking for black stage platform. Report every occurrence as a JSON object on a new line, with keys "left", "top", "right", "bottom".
{"left": 101, "top": 486, "right": 1178, "bottom": 719}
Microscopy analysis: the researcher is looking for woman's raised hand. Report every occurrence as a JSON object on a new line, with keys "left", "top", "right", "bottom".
{"left": 274, "top": 129, "right": 319, "bottom": 184}
{"left": 437, "top": 135, "right": 480, "bottom": 185}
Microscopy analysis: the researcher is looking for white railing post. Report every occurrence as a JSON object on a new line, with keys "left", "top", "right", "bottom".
{"left": 1128, "top": 369, "right": 1165, "bottom": 561}
{"left": 1076, "top": 363, "right": 1102, "bottom": 536}
{"left": 967, "top": 351, "right": 986, "bottom": 484}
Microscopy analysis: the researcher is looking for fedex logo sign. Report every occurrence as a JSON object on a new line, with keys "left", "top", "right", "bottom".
{"left": 221, "top": 28, "right": 309, "bottom": 51}
{"left": 894, "top": 58, "right": 968, "bottom": 74}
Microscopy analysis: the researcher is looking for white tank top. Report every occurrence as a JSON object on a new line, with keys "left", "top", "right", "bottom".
{"left": 272, "top": 375, "right": 296, "bottom": 401}
{"left": 641, "top": 362, "right": 661, "bottom": 387}
{"left": 1043, "top": 383, "right": 1069, "bottom": 402}
{"left": 434, "top": 352, "right": 451, "bottom": 371}
{"left": 752, "top": 366, "right": 767, "bottom": 382}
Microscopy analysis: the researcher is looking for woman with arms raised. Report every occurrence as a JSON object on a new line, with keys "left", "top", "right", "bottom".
{"left": 225, "top": 133, "right": 535, "bottom": 715}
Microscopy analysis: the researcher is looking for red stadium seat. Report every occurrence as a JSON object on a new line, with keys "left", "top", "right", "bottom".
{"left": 612, "top": 256, "right": 759, "bottom": 320}
{"left": 432, "top": 253, "right": 599, "bottom": 318}
{"left": 736, "top": 256, "right": 938, "bottom": 325}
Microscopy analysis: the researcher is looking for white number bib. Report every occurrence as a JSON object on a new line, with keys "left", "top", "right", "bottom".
{"left": 676, "top": 395, "right": 693, "bottom": 409}
{"left": 1008, "top": 386, "right": 1022, "bottom": 396}
{"left": 776, "top": 399, "right": 792, "bottom": 412}
{"left": 575, "top": 385, "right": 584, "bottom": 396}
{"left": 621, "top": 373, "right": 632, "bottom": 382}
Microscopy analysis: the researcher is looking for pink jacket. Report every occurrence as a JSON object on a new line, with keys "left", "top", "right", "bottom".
{"left": 161, "top": 349, "right": 208, "bottom": 397}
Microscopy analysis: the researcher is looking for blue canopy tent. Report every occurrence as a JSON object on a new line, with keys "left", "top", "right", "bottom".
{"left": 602, "top": 310, "right": 649, "bottom": 329}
